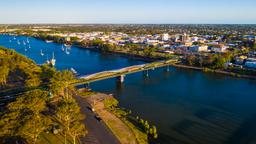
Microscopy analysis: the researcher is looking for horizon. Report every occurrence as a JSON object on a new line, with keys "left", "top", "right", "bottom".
{"left": 1, "top": 23, "right": 256, "bottom": 25}
{"left": 1, "top": 0, "right": 256, "bottom": 24}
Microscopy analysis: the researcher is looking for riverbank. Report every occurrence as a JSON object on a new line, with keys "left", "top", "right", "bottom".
{"left": 4, "top": 33, "right": 256, "bottom": 80}
{"left": 77, "top": 89, "right": 148, "bottom": 144}
{"left": 31, "top": 34, "right": 256, "bottom": 80}
{"left": 171, "top": 64, "right": 256, "bottom": 80}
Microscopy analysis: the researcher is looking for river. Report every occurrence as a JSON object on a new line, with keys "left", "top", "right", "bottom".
{"left": 1, "top": 34, "right": 256, "bottom": 144}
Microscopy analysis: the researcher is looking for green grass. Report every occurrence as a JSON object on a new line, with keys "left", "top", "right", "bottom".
{"left": 78, "top": 91, "right": 97, "bottom": 98}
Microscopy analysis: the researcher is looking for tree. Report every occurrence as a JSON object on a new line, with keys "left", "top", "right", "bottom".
{"left": 0, "top": 66, "right": 9, "bottom": 86}
{"left": 143, "top": 46, "right": 156, "bottom": 57}
{"left": 49, "top": 70, "right": 75, "bottom": 98}
{"left": 20, "top": 114, "right": 51, "bottom": 144}
{"left": 69, "top": 121, "right": 87, "bottom": 144}
{"left": 186, "top": 55, "right": 197, "bottom": 66}
{"left": 0, "top": 90, "right": 50, "bottom": 143}
{"left": 55, "top": 98, "right": 87, "bottom": 144}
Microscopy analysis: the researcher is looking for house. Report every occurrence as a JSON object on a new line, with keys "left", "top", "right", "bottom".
{"left": 189, "top": 45, "right": 208, "bottom": 52}
{"left": 235, "top": 56, "right": 247, "bottom": 65}
{"left": 184, "top": 42, "right": 193, "bottom": 47}
{"left": 245, "top": 58, "right": 256, "bottom": 69}
{"left": 210, "top": 44, "right": 228, "bottom": 53}
{"left": 162, "top": 33, "right": 169, "bottom": 41}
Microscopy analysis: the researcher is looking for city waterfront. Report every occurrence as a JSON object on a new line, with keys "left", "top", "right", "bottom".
{"left": 1, "top": 34, "right": 256, "bottom": 144}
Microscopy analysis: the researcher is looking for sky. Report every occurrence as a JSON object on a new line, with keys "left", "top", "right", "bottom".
{"left": 0, "top": 0, "right": 256, "bottom": 24}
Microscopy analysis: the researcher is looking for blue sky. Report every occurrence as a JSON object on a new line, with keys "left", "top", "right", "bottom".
{"left": 0, "top": 0, "right": 256, "bottom": 24}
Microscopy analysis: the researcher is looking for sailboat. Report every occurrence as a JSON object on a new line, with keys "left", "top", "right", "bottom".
{"left": 64, "top": 44, "right": 72, "bottom": 49}
{"left": 50, "top": 52, "right": 56, "bottom": 66}
{"left": 70, "top": 68, "right": 78, "bottom": 75}
{"left": 65, "top": 47, "right": 70, "bottom": 55}
{"left": 40, "top": 49, "right": 44, "bottom": 56}
{"left": 46, "top": 40, "right": 53, "bottom": 43}
{"left": 46, "top": 55, "right": 50, "bottom": 65}
{"left": 61, "top": 45, "right": 65, "bottom": 51}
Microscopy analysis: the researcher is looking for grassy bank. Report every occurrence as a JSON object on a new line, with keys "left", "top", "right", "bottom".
{"left": 172, "top": 64, "right": 256, "bottom": 80}
{"left": 79, "top": 91, "right": 149, "bottom": 144}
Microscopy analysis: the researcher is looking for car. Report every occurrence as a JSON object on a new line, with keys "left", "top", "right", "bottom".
{"left": 95, "top": 115, "right": 102, "bottom": 121}
{"left": 87, "top": 106, "right": 95, "bottom": 112}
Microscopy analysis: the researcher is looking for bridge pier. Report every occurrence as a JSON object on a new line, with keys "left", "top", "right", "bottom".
{"left": 165, "top": 65, "right": 170, "bottom": 72}
{"left": 143, "top": 70, "right": 149, "bottom": 77}
{"left": 117, "top": 75, "right": 125, "bottom": 83}
{"left": 84, "top": 83, "right": 90, "bottom": 89}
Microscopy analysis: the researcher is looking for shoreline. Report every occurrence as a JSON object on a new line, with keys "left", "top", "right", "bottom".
{"left": 2, "top": 33, "right": 256, "bottom": 80}
{"left": 78, "top": 90, "right": 148, "bottom": 144}
{"left": 171, "top": 64, "right": 256, "bottom": 80}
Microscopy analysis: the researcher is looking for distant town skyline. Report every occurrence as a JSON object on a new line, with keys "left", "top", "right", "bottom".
{"left": 1, "top": 0, "right": 256, "bottom": 24}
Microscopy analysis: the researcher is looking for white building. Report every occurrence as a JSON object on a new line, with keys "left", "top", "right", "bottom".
{"left": 211, "top": 44, "right": 228, "bottom": 53}
{"left": 189, "top": 45, "right": 208, "bottom": 52}
{"left": 162, "top": 33, "right": 169, "bottom": 41}
{"left": 245, "top": 58, "right": 256, "bottom": 69}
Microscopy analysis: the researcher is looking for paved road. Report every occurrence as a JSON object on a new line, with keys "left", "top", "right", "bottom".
{"left": 73, "top": 95, "right": 120, "bottom": 144}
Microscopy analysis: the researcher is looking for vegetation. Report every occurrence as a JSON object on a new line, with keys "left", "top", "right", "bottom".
{"left": 55, "top": 98, "right": 87, "bottom": 144}
{"left": 0, "top": 46, "right": 87, "bottom": 144}
{"left": 184, "top": 53, "right": 233, "bottom": 69}
{"left": 103, "top": 97, "right": 155, "bottom": 144}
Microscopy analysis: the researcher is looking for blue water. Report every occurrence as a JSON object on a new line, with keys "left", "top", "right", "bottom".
{"left": 0, "top": 34, "right": 145, "bottom": 75}
{"left": 1, "top": 34, "right": 256, "bottom": 144}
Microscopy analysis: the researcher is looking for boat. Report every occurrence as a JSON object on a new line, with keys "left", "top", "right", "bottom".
{"left": 64, "top": 44, "right": 72, "bottom": 49}
{"left": 65, "top": 47, "right": 70, "bottom": 55}
{"left": 70, "top": 68, "right": 78, "bottom": 75}
{"left": 9, "top": 39, "right": 12, "bottom": 43}
{"left": 40, "top": 49, "right": 44, "bottom": 56}
{"left": 50, "top": 52, "right": 56, "bottom": 66}
{"left": 61, "top": 45, "right": 65, "bottom": 51}
{"left": 26, "top": 38, "right": 29, "bottom": 43}
{"left": 28, "top": 45, "right": 31, "bottom": 49}
{"left": 46, "top": 40, "right": 53, "bottom": 43}
{"left": 17, "top": 40, "right": 20, "bottom": 45}
{"left": 46, "top": 55, "right": 50, "bottom": 64}
{"left": 23, "top": 40, "right": 26, "bottom": 45}
{"left": 24, "top": 48, "right": 28, "bottom": 52}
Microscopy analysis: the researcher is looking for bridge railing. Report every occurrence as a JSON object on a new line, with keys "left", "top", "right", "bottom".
{"left": 75, "top": 59, "right": 180, "bottom": 85}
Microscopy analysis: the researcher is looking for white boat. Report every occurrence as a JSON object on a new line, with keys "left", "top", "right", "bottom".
{"left": 65, "top": 47, "right": 70, "bottom": 55}
{"left": 50, "top": 52, "right": 56, "bottom": 66}
{"left": 64, "top": 44, "right": 72, "bottom": 49}
{"left": 46, "top": 55, "right": 50, "bottom": 64}
{"left": 25, "top": 48, "right": 28, "bottom": 52}
{"left": 61, "top": 45, "right": 65, "bottom": 51}
{"left": 46, "top": 40, "right": 53, "bottom": 43}
{"left": 28, "top": 45, "right": 31, "bottom": 49}
{"left": 9, "top": 39, "right": 12, "bottom": 43}
{"left": 23, "top": 40, "right": 26, "bottom": 45}
{"left": 27, "top": 38, "right": 29, "bottom": 43}
{"left": 40, "top": 49, "right": 44, "bottom": 56}
{"left": 17, "top": 40, "right": 20, "bottom": 45}
{"left": 13, "top": 37, "right": 16, "bottom": 40}
{"left": 70, "top": 68, "right": 78, "bottom": 75}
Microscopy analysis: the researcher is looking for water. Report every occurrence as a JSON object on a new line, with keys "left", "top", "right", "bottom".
{"left": 0, "top": 34, "right": 145, "bottom": 75}
{"left": 1, "top": 34, "right": 256, "bottom": 144}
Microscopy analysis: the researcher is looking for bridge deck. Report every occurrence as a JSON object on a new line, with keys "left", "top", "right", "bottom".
{"left": 73, "top": 59, "right": 179, "bottom": 86}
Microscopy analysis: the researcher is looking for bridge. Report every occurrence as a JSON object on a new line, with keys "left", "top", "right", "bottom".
{"left": 72, "top": 59, "right": 180, "bottom": 86}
